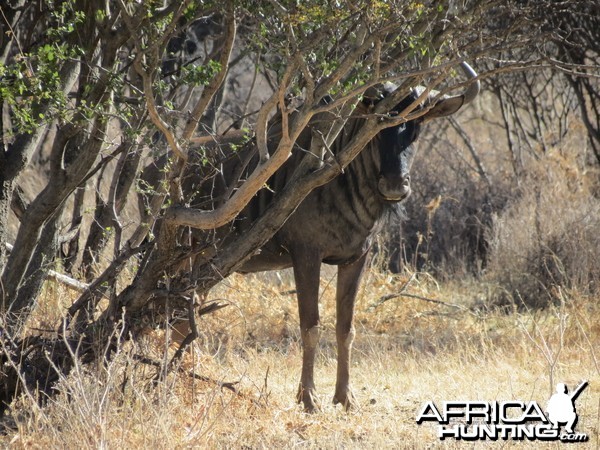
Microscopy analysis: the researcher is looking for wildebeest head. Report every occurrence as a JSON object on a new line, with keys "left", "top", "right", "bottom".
{"left": 375, "top": 92, "right": 421, "bottom": 201}
{"left": 370, "top": 62, "right": 480, "bottom": 202}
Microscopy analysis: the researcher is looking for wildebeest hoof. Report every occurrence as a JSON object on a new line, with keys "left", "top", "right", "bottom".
{"left": 297, "top": 385, "right": 320, "bottom": 413}
{"left": 333, "top": 390, "right": 356, "bottom": 411}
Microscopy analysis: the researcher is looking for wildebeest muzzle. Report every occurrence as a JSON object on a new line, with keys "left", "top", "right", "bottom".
{"left": 377, "top": 174, "right": 411, "bottom": 202}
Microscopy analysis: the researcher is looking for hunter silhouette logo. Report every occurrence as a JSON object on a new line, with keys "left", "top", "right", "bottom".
{"left": 547, "top": 381, "right": 588, "bottom": 435}
{"left": 416, "top": 380, "right": 589, "bottom": 442}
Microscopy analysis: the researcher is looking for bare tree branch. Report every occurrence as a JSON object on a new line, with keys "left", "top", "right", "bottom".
{"left": 182, "top": 3, "right": 237, "bottom": 142}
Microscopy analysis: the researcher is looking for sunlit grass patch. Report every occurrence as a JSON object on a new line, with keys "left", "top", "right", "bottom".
{"left": 2, "top": 260, "right": 599, "bottom": 448}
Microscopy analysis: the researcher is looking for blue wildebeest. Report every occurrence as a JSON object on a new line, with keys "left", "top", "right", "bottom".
{"left": 142, "top": 63, "right": 479, "bottom": 411}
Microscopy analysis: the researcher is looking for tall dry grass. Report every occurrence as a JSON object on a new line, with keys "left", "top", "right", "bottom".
{"left": 401, "top": 106, "right": 600, "bottom": 311}
{"left": 1, "top": 268, "right": 599, "bottom": 448}
{"left": 486, "top": 144, "right": 600, "bottom": 308}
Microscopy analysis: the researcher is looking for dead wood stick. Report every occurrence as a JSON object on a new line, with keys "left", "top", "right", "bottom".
{"left": 375, "top": 292, "right": 466, "bottom": 310}
{"left": 4, "top": 242, "right": 89, "bottom": 292}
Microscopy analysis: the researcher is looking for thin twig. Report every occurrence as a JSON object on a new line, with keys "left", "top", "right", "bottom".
{"left": 369, "top": 274, "right": 472, "bottom": 314}
{"left": 384, "top": 293, "right": 466, "bottom": 310}
{"left": 368, "top": 273, "right": 415, "bottom": 310}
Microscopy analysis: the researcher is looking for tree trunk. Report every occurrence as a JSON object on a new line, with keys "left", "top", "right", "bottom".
{"left": 1, "top": 115, "right": 108, "bottom": 324}
{"left": 81, "top": 147, "right": 142, "bottom": 281}
{"left": 62, "top": 185, "right": 86, "bottom": 274}
{"left": 0, "top": 60, "right": 81, "bottom": 310}
{"left": 11, "top": 206, "right": 64, "bottom": 320}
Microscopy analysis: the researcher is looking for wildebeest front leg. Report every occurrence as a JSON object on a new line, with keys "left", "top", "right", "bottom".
{"left": 333, "top": 251, "right": 368, "bottom": 410}
{"left": 291, "top": 247, "right": 322, "bottom": 412}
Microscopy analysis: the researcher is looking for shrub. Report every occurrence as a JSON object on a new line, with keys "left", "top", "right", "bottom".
{"left": 486, "top": 149, "right": 600, "bottom": 307}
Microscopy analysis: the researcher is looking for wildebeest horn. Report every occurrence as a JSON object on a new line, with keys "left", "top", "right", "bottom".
{"left": 362, "top": 61, "right": 480, "bottom": 119}
{"left": 458, "top": 61, "right": 480, "bottom": 105}
{"left": 420, "top": 61, "right": 480, "bottom": 121}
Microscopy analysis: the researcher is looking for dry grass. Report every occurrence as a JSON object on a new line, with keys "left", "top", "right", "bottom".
{"left": 487, "top": 143, "right": 600, "bottom": 308}
{"left": 2, "top": 269, "right": 599, "bottom": 449}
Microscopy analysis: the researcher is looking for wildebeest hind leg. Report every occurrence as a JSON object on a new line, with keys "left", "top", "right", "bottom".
{"left": 291, "top": 247, "right": 322, "bottom": 412}
{"left": 333, "top": 251, "right": 368, "bottom": 410}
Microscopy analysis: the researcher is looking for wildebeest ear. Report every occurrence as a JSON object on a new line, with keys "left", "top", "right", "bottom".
{"left": 362, "top": 82, "right": 397, "bottom": 107}
{"left": 422, "top": 95, "right": 466, "bottom": 121}
{"left": 421, "top": 62, "right": 480, "bottom": 122}
{"left": 361, "top": 86, "right": 384, "bottom": 106}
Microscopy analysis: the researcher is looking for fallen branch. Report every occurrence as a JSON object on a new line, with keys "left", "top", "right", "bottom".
{"left": 368, "top": 273, "right": 415, "bottom": 311}
{"left": 377, "top": 292, "right": 465, "bottom": 310}
{"left": 369, "top": 271, "right": 472, "bottom": 314}
{"left": 4, "top": 243, "right": 89, "bottom": 292}
{"left": 46, "top": 271, "right": 89, "bottom": 292}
